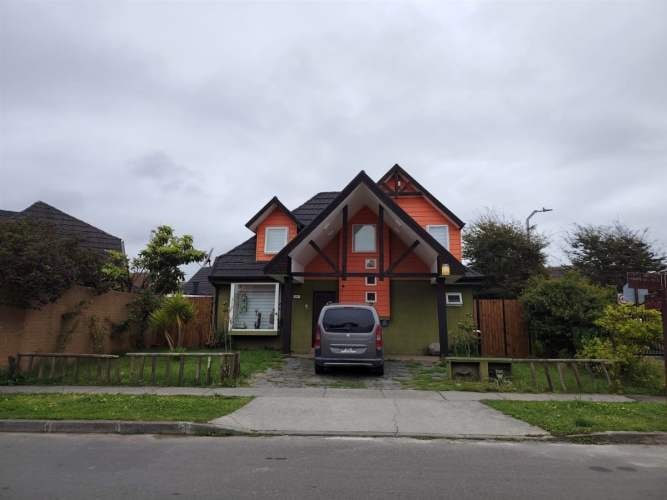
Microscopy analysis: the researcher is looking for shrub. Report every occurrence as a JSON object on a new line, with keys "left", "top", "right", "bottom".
{"left": 450, "top": 314, "right": 481, "bottom": 357}
{"left": 520, "top": 271, "right": 615, "bottom": 356}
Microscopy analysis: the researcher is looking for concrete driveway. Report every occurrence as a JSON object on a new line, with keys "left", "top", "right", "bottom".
{"left": 212, "top": 389, "right": 547, "bottom": 438}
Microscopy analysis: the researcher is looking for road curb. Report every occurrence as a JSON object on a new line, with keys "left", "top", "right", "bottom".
{"left": 564, "top": 431, "right": 667, "bottom": 445}
{"left": 0, "top": 420, "right": 246, "bottom": 437}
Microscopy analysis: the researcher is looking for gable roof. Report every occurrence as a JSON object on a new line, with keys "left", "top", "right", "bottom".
{"left": 264, "top": 170, "right": 465, "bottom": 276}
{"left": 378, "top": 164, "right": 465, "bottom": 228}
{"left": 0, "top": 201, "right": 124, "bottom": 253}
{"left": 292, "top": 192, "right": 339, "bottom": 226}
{"left": 182, "top": 266, "right": 216, "bottom": 296}
{"left": 245, "top": 196, "right": 303, "bottom": 231}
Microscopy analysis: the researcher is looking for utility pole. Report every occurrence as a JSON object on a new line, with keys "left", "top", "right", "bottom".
{"left": 526, "top": 207, "right": 553, "bottom": 235}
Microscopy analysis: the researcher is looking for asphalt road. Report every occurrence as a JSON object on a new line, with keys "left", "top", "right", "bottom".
{"left": 1, "top": 434, "right": 666, "bottom": 499}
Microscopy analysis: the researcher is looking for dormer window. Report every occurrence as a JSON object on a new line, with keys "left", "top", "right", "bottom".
{"left": 264, "top": 227, "right": 288, "bottom": 254}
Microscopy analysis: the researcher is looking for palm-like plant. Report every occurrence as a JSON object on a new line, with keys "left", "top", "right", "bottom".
{"left": 148, "top": 294, "right": 196, "bottom": 350}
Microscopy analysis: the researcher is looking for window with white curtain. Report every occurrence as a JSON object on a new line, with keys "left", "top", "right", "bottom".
{"left": 264, "top": 227, "right": 288, "bottom": 254}
{"left": 229, "top": 283, "right": 280, "bottom": 331}
{"left": 353, "top": 224, "right": 376, "bottom": 252}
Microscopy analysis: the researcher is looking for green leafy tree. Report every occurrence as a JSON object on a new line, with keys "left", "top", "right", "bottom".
{"left": 463, "top": 213, "right": 548, "bottom": 294}
{"left": 100, "top": 250, "right": 131, "bottom": 292}
{"left": 133, "top": 226, "right": 206, "bottom": 295}
{"left": 567, "top": 223, "right": 665, "bottom": 291}
{"left": 520, "top": 271, "right": 615, "bottom": 356}
{"left": 148, "top": 294, "right": 196, "bottom": 350}
{"left": 0, "top": 218, "right": 106, "bottom": 308}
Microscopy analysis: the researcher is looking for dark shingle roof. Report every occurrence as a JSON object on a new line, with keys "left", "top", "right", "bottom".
{"left": 210, "top": 237, "right": 269, "bottom": 280}
{"left": 182, "top": 267, "right": 216, "bottom": 296}
{"left": 292, "top": 192, "right": 339, "bottom": 226}
{"left": 0, "top": 201, "right": 124, "bottom": 253}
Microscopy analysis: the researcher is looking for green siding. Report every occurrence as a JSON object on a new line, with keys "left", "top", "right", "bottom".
{"left": 290, "top": 280, "right": 338, "bottom": 354}
{"left": 383, "top": 281, "right": 476, "bottom": 355}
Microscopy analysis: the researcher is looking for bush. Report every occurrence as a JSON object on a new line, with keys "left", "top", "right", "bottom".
{"left": 578, "top": 304, "right": 664, "bottom": 389}
{"left": 520, "top": 271, "right": 615, "bottom": 356}
{"left": 450, "top": 314, "right": 481, "bottom": 357}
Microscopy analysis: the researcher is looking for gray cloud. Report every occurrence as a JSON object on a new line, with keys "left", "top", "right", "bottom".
{"left": 1, "top": 0, "right": 665, "bottom": 275}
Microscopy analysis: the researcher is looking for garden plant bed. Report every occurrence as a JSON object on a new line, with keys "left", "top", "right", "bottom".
{"left": 5, "top": 349, "right": 283, "bottom": 388}
{"left": 0, "top": 393, "right": 251, "bottom": 422}
{"left": 484, "top": 400, "right": 667, "bottom": 435}
{"left": 402, "top": 360, "right": 665, "bottom": 395}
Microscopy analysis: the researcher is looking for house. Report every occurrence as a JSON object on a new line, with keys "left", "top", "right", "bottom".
{"left": 183, "top": 267, "right": 215, "bottom": 296}
{"left": 0, "top": 201, "right": 124, "bottom": 253}
{"left": 209, "top": 165, "right": 483, "bottom": 355}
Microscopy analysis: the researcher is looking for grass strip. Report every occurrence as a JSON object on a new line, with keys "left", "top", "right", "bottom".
{"left": 484, "top": 400, "right": 667, "bottom": 435}
{"left": 0, "top": 393, "right": 251, "bottom": 422}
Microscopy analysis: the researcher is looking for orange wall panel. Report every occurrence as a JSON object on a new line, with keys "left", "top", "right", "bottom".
{"left": 255, "top": 209, "right": 298, "bottom": 261}
{"left": 305, "top": 235, "right": 340, "bottom": 273}
{"left": 393, "top": 196, "right": 462, "bottom": 260}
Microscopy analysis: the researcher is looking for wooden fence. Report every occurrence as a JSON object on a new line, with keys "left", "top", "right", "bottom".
{"left": 9, "top": 353, "right": 121, "bottom": 383}
{"left": 146, "top": 296, "right": 215, "bottom": 348}
{"left": 474, "top": 298, "right": 530, "bottom": 357}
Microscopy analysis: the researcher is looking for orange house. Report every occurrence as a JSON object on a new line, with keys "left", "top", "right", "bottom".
{"left": 209, "top": 165, "right": 483, "bottom": 355}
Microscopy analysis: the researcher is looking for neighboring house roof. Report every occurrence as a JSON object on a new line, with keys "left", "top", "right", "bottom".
{"left": 182, "top": 267, "right": 216, "bottom": 296}
{"left": 0, "top": 201, "right": 124, "bottom": 253}
{"left": 378, "top": 164, "right": 465, "bottom": 229}
{"left": 546, "top": 265, "right": 570, "bottom": 279}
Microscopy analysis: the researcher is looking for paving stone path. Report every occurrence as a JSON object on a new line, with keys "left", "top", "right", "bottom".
{"left": 249, "top": 357, "right": 416, "bottom": 389}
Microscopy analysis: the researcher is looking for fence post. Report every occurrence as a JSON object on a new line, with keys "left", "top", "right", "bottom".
{"left": 178, "top": 356, "right": 185, "bottom": 386}
{"left": 570, "top": 363, "right": 582, "bottom": 391}
{"left": 151, "top": 355, "right": 157, "bottom": 385}
{"left": 542, "top": 364, "right": 554, "bottom": 392}
{"left": 556, "top": 363, "right": 567, "bottom": 391}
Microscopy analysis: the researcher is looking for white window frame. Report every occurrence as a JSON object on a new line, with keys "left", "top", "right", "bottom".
{"left": 264, "top": 227, "right": 289, "bottom": 254}
{"left": 445, "top": 292, "right": 463, "bottom": 307}
{"left": 427, "top": 224, "right": 449, "bottom": 250}
{"left": 365, "top": 258, "right": 377, "bottom": 270}
{"left": 365, "top": 291, "right": 377, "bottom": 304}
{"left": 228, "top": 282, "right": 280, "bottom": 332}
{"left": 365, "top": 276, "right": 377, "bottom": 286}
{"left": 352, "top": 224, "right": 376, "bottom": 253}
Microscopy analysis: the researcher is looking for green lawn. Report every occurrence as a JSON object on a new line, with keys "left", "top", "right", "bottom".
{"left": 7, "top": 349, "right": 283, "bottom": 387}
{"left": 485, "top": 400, "right": 667, "bottom": 435}
{"left": 402, "top": 360, "right": 665, "bottom": 395}
{"left": 0, "top": 393, "right": 251, "bottom": 422}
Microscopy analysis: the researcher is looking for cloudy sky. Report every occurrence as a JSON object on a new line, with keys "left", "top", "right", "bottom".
{"left": 1, "top": 0, "right": 665, "bottom": 277}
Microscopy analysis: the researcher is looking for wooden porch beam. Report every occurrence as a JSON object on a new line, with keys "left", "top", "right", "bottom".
{"left": 378, "top": 205, "right": 384, "bottom": 280}
{"left": 386, "top": 240, "right": 420, "bottom": 273}
{"left": 342, "top": 205, "right": 348, "bottom": 279}
{"left": 308, "top": 240, "right": 338, "bottom": 273}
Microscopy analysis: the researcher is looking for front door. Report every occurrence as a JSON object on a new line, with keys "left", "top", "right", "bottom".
{"left": 312, "top": 291, "right": 337, "bottom": 347}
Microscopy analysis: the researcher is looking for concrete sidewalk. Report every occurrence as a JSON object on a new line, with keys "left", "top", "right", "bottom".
{"left": 0, "top": 385, "right": 638, "bottom": 401}
{"left": 0, "top": 385, "right": 641, "bottom": 439}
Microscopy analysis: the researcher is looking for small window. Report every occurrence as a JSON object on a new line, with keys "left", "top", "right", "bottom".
{"left": 365, "top": 291, "right": 377, "bottom": 304}
{"left": 365, "top": 258, "right": 377, "bottom": 269}
{"left": 427, "top": 225, "right": 449, "bottom": 249}
{"left": 446, "top": 292, "right": 463, "bottom": 306}
{"left": 365, "top": 276, "right": 376, "bottom": 286}
{"left": 353, "top": 224, "right": 376, "bottom": 252}
{"left": 264, "top": 227, "right": 288, "bottom": 254}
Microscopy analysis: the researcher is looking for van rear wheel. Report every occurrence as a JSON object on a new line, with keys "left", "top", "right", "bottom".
{"left": 373, "top": 365, "right": 384, "bottom": 376}
{"left": 315, "top": 364, "right": 325, "bottom": 375}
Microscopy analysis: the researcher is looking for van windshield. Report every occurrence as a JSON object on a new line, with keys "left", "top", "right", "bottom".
{"left": 322, "top": 308, "right": 375, "bottom": 333}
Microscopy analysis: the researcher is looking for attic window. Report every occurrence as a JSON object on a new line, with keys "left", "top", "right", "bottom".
{"left": 353, "top": 224, "right": 376, "bottom": 252}
{"left": 264, "top": 227, "right": 288, "bottom": 254}
{"left": 427, "top": 225, "right": 449, "bottom": 250}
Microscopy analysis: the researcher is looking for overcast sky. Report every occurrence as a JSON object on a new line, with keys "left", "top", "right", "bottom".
{"left": 1, "top": 0, "right": 665, "bottom": 278}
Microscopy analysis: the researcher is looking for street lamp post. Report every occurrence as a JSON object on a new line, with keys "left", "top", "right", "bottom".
{"left": 526, "top": 207, "right": 553, "bottom": 235}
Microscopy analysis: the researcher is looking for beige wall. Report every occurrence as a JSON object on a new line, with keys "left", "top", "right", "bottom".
{"left": 0, "top": 286, "right": 135, "bottom": 367}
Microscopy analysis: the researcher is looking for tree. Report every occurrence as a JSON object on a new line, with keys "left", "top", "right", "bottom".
{"left": 148, "top": 294, "right": 196, "bottom": 350}
{"left": 132, "top": 226, "right": 206, "bottom": 295}
{"left": 520, "top": 271, "right": 615, "bottom": 357}
{"left": 100, "top": 250, "right": 131, "bottom": 292}
{"left": 0, "top": 218, "right": 107, "bottom": 308}
{"left": 567, "top": 223, "right": 665, "bottom": 291}
{"left": 463, "top": 213, "right": 548, "bottom": 294}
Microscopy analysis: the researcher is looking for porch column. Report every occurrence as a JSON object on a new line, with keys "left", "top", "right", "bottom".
{"left": 281, "top": 276, "right": 294, "bottom": 354}
{"left": 436, "top": 277, "right": 448, "bottom": 357}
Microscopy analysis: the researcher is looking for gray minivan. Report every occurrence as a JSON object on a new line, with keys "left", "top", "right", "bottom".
{"left": 314, "top": 304, "right": 384, "bottom": 375}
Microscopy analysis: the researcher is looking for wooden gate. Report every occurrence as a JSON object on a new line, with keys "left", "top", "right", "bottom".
{"left": 474, "top": 298, "right": 530, "bottom": 357}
